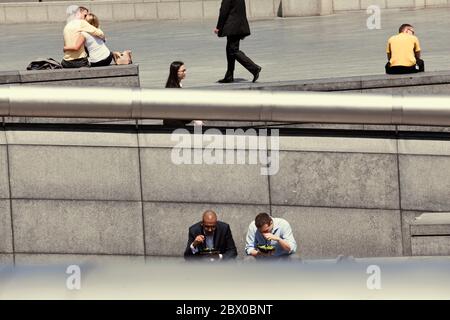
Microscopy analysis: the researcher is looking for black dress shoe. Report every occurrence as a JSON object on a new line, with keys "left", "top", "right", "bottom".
{"left": 252, "top": 66, "right": 262, "bottom": 83}
{"left": 218, "top": 77, "right": 234, "bottom": 83}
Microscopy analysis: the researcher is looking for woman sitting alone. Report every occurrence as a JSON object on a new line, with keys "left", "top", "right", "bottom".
{"left": 64, "top": 13, "right": 126, "bottom": 67}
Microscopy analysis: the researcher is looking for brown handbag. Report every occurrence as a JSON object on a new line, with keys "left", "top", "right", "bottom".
{"left": 113, "top": 50, "right": 132, "bottom": 65}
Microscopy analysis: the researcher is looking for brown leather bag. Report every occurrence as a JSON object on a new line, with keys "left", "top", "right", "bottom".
{"left": 113, "top": 50, "right": 132, "bottom": 65}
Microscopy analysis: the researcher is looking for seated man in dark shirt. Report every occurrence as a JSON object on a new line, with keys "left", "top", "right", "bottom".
{"left": 184, "top": 210, "right": 237, "bottom": 261}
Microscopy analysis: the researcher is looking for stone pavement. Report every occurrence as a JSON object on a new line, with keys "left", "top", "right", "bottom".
{"left": 1, "top": 7, "right": 450, "bottom": 88}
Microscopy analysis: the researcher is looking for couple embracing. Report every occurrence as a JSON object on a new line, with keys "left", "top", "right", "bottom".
{"left": 62, "top": 5, "right": 131, "bottom": 68}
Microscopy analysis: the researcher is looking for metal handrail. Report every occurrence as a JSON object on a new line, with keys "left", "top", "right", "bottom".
{"left": 1, "top": 86, "right": 449, "bottom": 126}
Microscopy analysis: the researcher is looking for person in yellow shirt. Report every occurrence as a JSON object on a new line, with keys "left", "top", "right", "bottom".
{"left": 385, "top": 24, "right": 424, "bottom": 74}
{"left": 61, "top": 6, "right": 105, "bottom": 68}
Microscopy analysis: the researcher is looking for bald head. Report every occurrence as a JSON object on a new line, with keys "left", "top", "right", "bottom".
{"left": 203, "top": 210, "right": 217, "bottom": 222}
{"left": 202, "top": 210, "right": 217, "bottom": 235}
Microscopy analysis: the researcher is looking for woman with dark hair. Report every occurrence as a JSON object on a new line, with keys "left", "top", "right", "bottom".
{"left": 164, "top": 61, "right": 203, "bottom": 126}
{"left": 165, "top": 61, "right": 186, "bottom": 88}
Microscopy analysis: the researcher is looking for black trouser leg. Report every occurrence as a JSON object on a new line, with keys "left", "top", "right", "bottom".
{"left": 227, "top": 36, "right": 259, "bottom": 75}
{"left": 235, "top": 49, "right": 259, "bottom": 74}
{"left": 226, "top": 36, "right": 240, "bottom": 76}
{"left": 386, "top": 62, "right": 419, "bottom": 74}
{"left": 416, "top": 59, "right": 425, "bottom": 72}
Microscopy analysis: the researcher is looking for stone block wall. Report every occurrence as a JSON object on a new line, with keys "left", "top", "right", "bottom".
{"left": 1, "top": 128, "right": 449, "bottom": 260}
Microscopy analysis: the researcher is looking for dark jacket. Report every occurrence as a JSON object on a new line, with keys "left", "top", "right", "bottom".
{"left": 184, "top": 221, "right": 238, "bottom": 260}
{"left": 216, "top": 0, "right": 251, "bottom": 38}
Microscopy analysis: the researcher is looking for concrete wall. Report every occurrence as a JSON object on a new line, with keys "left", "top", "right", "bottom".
{"left": 333, "top": 0, "right": 450, "bottom": 12}
{"left": 2, "top": 0, "right": 450, "bottom": 24}
{"left": 1, "top": 128, "right": 449, "bottom": 260}
{"left": 0, "top": 0, "right": 282, "bottom": 24}
{"left": 0, "top": 65, "right": 140, "bottom": 88}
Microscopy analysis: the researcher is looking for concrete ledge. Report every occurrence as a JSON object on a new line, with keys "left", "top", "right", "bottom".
{"left": 6, "top": 130, "right": 138, "bottom": 147}
{"left": 14, "top": 253, "right": 147, "bottom": 266}
{"left": 0, "top": 65, "right": 140, "bottom": 88}
{"left": 411, "top": 212, "right": 450, "bottom": 235}
{"left": 215, "top": 71, "right": 450, "bottom": 95}
{"left": 411, "top": 212, "right": 450, "bottom": 256}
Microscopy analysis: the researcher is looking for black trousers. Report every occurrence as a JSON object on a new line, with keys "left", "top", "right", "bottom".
{"left": 90, "top": 52, "right": 113, "bottom": 67}
{"left": 385, "top": 59, "right": 425, "bottom": 74}
{"left": 226, "top": 36, "right": 259, "bottom": 74}
{"left": 61, "top": 57, "right": 89, "bottom": 68}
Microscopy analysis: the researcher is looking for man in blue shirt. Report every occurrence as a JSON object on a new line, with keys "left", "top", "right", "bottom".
{"left": 245, "top": 212, "right": 297, "bottom": 259}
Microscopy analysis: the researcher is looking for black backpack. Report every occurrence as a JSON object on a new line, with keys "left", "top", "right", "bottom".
{"left": 27, "top": 58, "right": 63, "bottom": 70}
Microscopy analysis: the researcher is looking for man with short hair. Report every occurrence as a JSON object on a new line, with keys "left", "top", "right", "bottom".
{"left": 385, "top": 23, "right": 424, "bottom": 74}
{"left": 62, "top": 5, "right": 105, "bottom": 68}
{"left": 245, "top": 212, "right": 297, "bottom": 259}
{"left": 184, "top": 210, "right": 237, "bottom": 260}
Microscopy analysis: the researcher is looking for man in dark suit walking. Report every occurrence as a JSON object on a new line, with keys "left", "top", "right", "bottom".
{"left": 214, "top": 0, "right": 262, "bottom": 83}
{"left": 184, "top": 210, "right": 237, "bottom": 260}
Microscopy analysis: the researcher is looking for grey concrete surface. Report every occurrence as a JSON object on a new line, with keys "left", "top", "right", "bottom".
{"left": 0, "top": 200, "right": 12, "bottom": 254}
{"left": 0, "top": 129, "right": 5, "bottom": 145}
{"left": 270, "top": 151, "right": 399, "bottom": 209}
{"left": 0, "top": 71, "right": 20, "bottom": 84}
{"left": 276, "top": 206, "right": 403, "bottom": 258}
{"left": 0, "top": 127, "right": 449, "bottom": 259}
{"left": 398, "top": 139, "right": 450, "bottom": 156}
{"left": 0, "top": 146, "right": 9, "bottom": 199}
{"left": 0, "top": 65, "right": 139, "bottom": 87}
{"left": 412, "top": 224, "right": 450, "bottom": 235}
{"left": 139, "top": 130, "right": 270, "bottom": 149}
{"left": 396, "top": 125, "right": 450, "bottom": 133}
{"left": 143, "top": 202, "right": 268, "bottom": 256}
{"left": 14, "top": 253, "right": 146, "bottom": 266}
{"left": 2, "top": 8, "right": 450, "bottom": 88}
{"left": 0, "top": 254, "right": 13, "bottom": 266}
{"left": 12, "top": 199, "right": 144, "bottom": 254}
{"left": 140, "top": 148, "right": 270, "bottom": 204}
{"left": 219, "top": 71, "right": 450, "bottom": 94}
{"left": 9, "top": 145, "right": 141, "bottom": 200}
{"left": 401, "top": 210, "right": 423, "bottom": 256}
{"left": 6, "top": 130, "right": 138, "bottom": 148}
{"left": 277, "top": 136, "right": 397, "bottom": 154}
{"left": 412, "top": 236, "right": 450, "bottom": 256}
{"left": 399, "top": 155, "right": 450, "bottom": 211}
{"left": 411, "top": 212, "right": 450, "bottom": 235}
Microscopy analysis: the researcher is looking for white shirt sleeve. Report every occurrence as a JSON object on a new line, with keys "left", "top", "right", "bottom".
{"left": 245, "top": 223, "right": 257, "bottom": 255}
{"left": 281, "top": 220, "right": 297, "bottom": 254}
{"left": 190, "top": 242, "right": 199, "bottom": 255}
